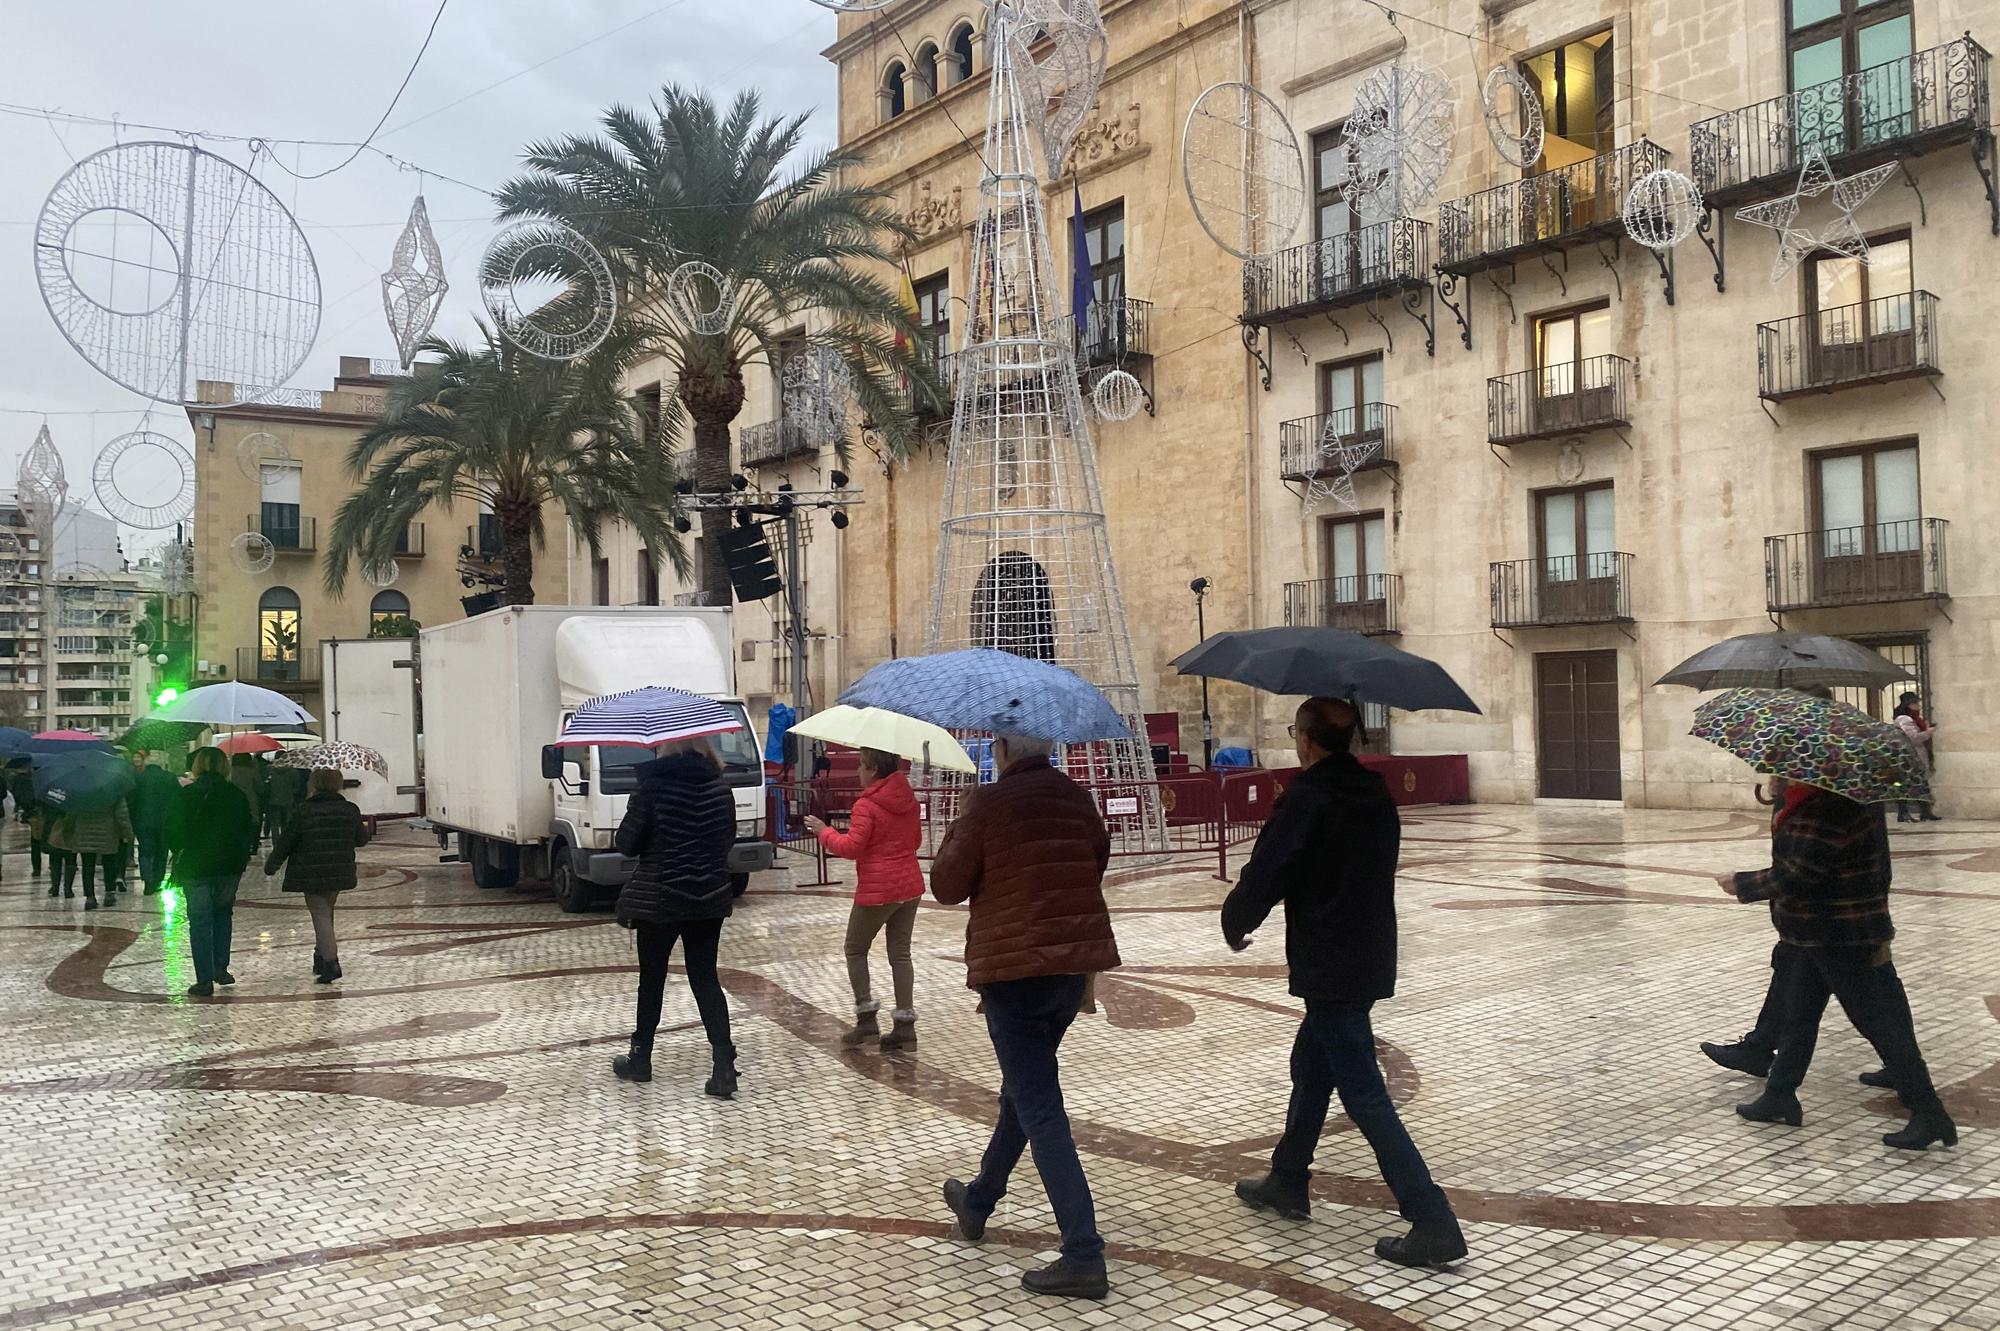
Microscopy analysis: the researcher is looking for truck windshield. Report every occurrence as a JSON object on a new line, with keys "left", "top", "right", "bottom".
{"left": 595, "top": 704, "right": 763, "bottom": 792}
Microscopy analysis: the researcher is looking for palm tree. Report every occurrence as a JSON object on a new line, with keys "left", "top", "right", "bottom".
{"left": 495, "top": 86, "right": 935, "bottom": 606}
{"left": 323, "top": 320, "right": 682, "bottom": 606}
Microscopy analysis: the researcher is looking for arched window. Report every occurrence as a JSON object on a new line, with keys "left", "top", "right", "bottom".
{"left": 369, "top": 590, "right": 411, "bottom": 626}
{"left": 881, "top": 60, "right": 908, "bottom": 121}
{"left": 257, "top": 587, "right": 301, "bottom": 682}
{"left": 970, "top": 551, "right": 1055, "bottom": 662}
{"left": 947, "top": 22, "right": 976, "bottom": 84}
{"left": 911, "top": 42, "right": 940, "bottom": 103}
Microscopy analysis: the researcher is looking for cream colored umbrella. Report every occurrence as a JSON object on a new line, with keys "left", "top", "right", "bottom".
{"left": 788, "top": 705, "right": 978, "bottom": 774}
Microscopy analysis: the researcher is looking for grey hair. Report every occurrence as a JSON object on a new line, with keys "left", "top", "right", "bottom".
{"left": 995, "top": 735, "right": 1055, "bottom": 761}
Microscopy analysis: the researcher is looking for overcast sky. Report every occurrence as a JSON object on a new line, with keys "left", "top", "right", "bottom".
{"left": 0, "top": 0, "right": 839, "bottom": 556}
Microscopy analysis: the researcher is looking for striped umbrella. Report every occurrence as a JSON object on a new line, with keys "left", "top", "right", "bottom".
{"left": 269, "top": 741, "right": 389, "bottom": 778}
{"left": 555, "top": 686, "right": 744, "bottom": 748}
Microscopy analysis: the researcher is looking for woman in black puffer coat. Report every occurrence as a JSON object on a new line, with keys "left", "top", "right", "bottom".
{"left": 263, "top": 769, "right": 370, "bottom": 985}
{"left": 610, "top": 740, "right": 740, "bottom": 1098}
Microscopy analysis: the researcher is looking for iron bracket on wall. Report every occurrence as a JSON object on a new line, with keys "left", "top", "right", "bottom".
{"left": 1539, "top": 249, "right": 1568, "bottom": 298}
{"left": 1898, "top": 158, "right": 1929, "bottom": 226}
{"left": 1616, "top": 622, "right": 1639, "bottom": 644}
{"left": 1971, "top": 128, "right": 1998, "bottom": 235}
{"left": 1240, "top": 320, "right": 1273, "bottom": 391}
{"left": 1283, "top": 327, "right": 1311, "bottom": 365}
{"left": 1491, "top": 626, "right": 1516, "bottom": 649}
{"left": 1487, "top": 265, "right": 1519, "bottom": 324}
{"left": 1400, "top": 283, "right": 1437, "bottom": 358}
{"left": 1488, "top": 441, "right": 1512, "bottom": 467}
{"left": 1364, "top": 302, "right": 1394, "bottom": 354}
{"left": 1323, "top": 312, "right": 1351, "bottom": 346}
{"left": 1759, "top": 399, "right": 1780, "bottom": 427}
{"left": 1596, "top": 239, "right": 1624, "bottom": 302}
{"left": 1651, "top": 245, "right": 1675, "bottom": 307}
{"left": 1435, "top": 268, "right": 1473, "bottom": 350}
{"left": 1695, "top": 208, "right": 1726, "bottom": 293}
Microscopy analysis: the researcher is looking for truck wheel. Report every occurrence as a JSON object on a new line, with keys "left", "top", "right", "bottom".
{"left": 551, "top": 846, "right": 591, "bottom": 914}
{"left": 729, "top": 872, "right": 750, "bottom": 898}
{"left": 467, "top": 836, "right": 521, "bottom": 890}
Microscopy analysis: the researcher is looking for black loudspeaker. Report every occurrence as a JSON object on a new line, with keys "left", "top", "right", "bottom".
{"left": 717, "top": 524, "right": 783, "bottom": 601}
{"left": 461, "top": 591, "right": 504, "bottom": 617}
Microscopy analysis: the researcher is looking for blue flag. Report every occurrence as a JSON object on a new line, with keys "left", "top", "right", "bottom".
{"left": 1069, "top": 185, "right": 1095, "bottom": 336}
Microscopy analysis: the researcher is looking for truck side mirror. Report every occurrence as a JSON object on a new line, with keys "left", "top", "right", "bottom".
{"left": 540, "top": 745, "right": 562, "bottom": 780}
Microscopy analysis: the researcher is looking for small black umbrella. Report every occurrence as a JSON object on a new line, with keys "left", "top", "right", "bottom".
{"left": 1656, "top": 632, "right": 1913, "bottom": 691}
{"left": 116, "top": 718, "right": 207, "bottom": 753}
{"left": 0, "top": 727, "right": 30, "bottom": 759}
{"left": 32, "top": 749, "right": 137, "bottom": 816}
{"left": 1171, "top": 627, "right": 1481, "bottom": 713}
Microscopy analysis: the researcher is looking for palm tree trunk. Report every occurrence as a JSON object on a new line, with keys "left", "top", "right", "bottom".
{"left": 495, "top": 497, "right": 538, "bottom": 606}
{"left": 689, "top": 412, "right": 735, "bottom": 606}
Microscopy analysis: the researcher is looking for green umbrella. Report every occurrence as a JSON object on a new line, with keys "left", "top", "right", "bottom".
{"left": 1690, "top": 688, "right": 1929, "bottom": 806}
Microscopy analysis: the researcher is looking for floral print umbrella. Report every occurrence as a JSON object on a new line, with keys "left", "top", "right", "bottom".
{"left": 268, "top": 741, "right": 389, "bottom": 779}
{"left": 1690, "top": 688, "right": 1930, "bottom": 806}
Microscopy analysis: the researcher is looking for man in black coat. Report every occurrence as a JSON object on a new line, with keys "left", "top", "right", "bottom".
{"left": 1221, "top": 698, "right": 1466, "bottom": 1269}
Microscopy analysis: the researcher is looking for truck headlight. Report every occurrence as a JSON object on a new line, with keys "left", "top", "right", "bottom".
{"left": 737, "top": 818, "right": 760, "bottom": 838}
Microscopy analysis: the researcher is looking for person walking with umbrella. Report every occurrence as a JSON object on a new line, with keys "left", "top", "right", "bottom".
{"left": 263, "top": 769, "right": 371, "bottom": 984}
{"left": 228, "top": 753, "right": 266, "bottom": 849}
{"left": 167, "top": 746, "right": 260, "bottom": 997}
{"left": 56, "top": 799, "right": 134, "bottom": 910}
{"left": 805, "top": 746, "right": 927, "bottom": 1051}
{"left": 8, "top": 758, "right": 44, "bottom": 882}
{"left": 127, "top": 752, "right": 180, "bottom": 896}
{"left": 1892, "top": 692, "right": 1942, "bottom": 823}
{"left": 1696, "top": 690, "right": 1958, "bottom": 1150}
{"left": 577, "top": 688, "right": 746, "bottom": 1100}
{"left": 1224, "top": 698, "right": 1468, "bottom": 1269}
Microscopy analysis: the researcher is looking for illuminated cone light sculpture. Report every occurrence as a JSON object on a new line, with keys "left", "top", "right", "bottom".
{"left": 922, "top": 0, "right": 1166, "bottom": 852}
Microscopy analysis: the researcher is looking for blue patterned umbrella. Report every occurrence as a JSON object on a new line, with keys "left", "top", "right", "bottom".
{"left": 837, "top": 649, "right": 1131, "bottom": 742}
{"left": 1690, "top": 688, "right": 1929, "bottom": 805}
{"left": 555, "top": 686, "right": 744, "bottom": 748}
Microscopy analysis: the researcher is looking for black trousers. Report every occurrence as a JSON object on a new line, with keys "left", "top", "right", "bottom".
{"left": 632, "top": 918, "right": 731, "bottom": 1052}
{"left": 1767, "top": 943, "right": 1942, "bottom": 1112}
{"left": 1744, "top": 942, "right": 1803, "bottom": 1054}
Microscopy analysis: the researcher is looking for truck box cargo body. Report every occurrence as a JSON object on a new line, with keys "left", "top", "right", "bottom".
{"left": 320, "top": 637, "right": 420, "bottom": 819}
{"left": 419, "top": 606, "right": 773, "bottom": 911}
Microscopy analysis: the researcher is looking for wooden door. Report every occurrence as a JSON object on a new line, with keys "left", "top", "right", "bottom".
{"left": 1536, "top": 651, "right": 1622, "bottom": 799}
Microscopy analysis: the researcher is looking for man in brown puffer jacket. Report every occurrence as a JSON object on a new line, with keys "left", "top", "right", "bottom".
{"left": 931, "top": 735, "right": 1119, "bottom": 1302}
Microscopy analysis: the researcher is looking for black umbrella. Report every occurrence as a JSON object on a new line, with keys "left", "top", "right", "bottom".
{"left": 1656, "top": 632, "right": 1913, "bottom": 691}
{"left": 116, "top": 718, "right": 207, "bottom": 752}
{"left": 0, "top": 727, "right": 30, "bottom": 759}
{"left": 32, "top": 749, "right": 137, "bottom": 816}
{"left": 1171, "top": 627, "right": 1481, "bottom": 713}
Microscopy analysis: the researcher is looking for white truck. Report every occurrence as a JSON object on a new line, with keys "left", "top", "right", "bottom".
{"left": 319, "top": 637, "right": 421, "bottom": 819}
{"left": 419, "top": 605, "right": 773, "bottom": 912}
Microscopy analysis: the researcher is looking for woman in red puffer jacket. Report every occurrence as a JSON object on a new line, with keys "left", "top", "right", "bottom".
{"left": 804, "top": 747, "right": 925, "bottom": 1051}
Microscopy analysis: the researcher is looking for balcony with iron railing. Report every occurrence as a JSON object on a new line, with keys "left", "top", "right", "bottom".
{"left": 740, "top": 416, "right": 821, "bottom": 468}
{"left": 1487, "top": 356, "right": 1634, "bottom": 444}
{"left": 1278, "top": 404, "right": 1398, "bottom": 479}
{"left": 1765, "top": 518, "right": 1948, "bottom": 612}
{"left": 1691, "top": 37, "right": 1992, "bottom": 208}
{"left": 1491, "top": 553, "right": 1636, "bottom": 628}
{"left": 1244, "top": 218, "right": 1434, "bottom": 324}
{"left": 1284, "top": 575, "right": 1402, "bottom": 636}
{"left": 1058, "top": 296, "right": 1153, "bottom": 368}
{"left": 913, "top": 340, "right": 957, "bottom": 423}
{"left": 1757, "top": 291, "right": 1941, "bottom": 400}
{"left": 236, "top": 647, "right": 322, "bottom": 690}
{"left": 251, "top": 510, "right": 317, "bottom": 553}
{"left": 395, "top": 522, "right": 426, "bottom": 558}
{"left": 1440, "top": 140, "right": 1671, "bottom": 274}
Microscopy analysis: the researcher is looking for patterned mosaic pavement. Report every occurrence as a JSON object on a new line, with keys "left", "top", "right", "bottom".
{"left": 1, "top": 805, "right": 1996, "bottom": 1330}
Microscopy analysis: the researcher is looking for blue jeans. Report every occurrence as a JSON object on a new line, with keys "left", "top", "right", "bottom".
{"left": 182, "top": 874, "right": 241, "bottom": 985}
{"left": 1271, "top": 1001, "right": 1453, "bottom": 1225}
{"left": 136, "top": 836, "right": 168, "bottom": 892}
{"left": 964, "top": 973, "right": 1103, "bottom": 1269}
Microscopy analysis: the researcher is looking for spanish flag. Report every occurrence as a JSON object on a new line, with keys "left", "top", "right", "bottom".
{"left": 897, "top": 256, "right": 920, "bottom": 386}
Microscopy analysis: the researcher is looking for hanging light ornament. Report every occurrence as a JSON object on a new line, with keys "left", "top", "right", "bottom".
{"left": 1339, "top": 62, "right": 1457, "bottom": 222}
{"left": 235, "top": 431, "right": 294, "bottom": 485}
{"left": 1091, "top": 369, "right": 1145, "bottom": 422}
{"left": 33, "top": 141, "right": 321, "bottom": 405}
{"left": 1181, "top": 81, "right": 1308, "bottom": 261}
{"left": 17, "top": 423, "right": 69, "bottom": 528}
{"left": 381, "top": 193, "right": 449, "bottom": 369}
{"left": 1009, "top": 0, "right": 1110, "bottom": 181}
{"left": 1622, "top": 167, "right": 1705, "bottom": 251}
{"left": 160, "top": 538, "right": 195, "bottom": 597}
{"left": 230, "top": 531, "right": 276, "bottom": 575}
{"left": 782, "top": 346, "right": 852, "bottom": 451}
{"left": 665, "top": 261, "right": 741, "bottom": 336}
{"left": 1735, "top": 149, "right": 1896, "bottom": 283}
{"left": 479, "top": 220, "right": 618, "bottom": 360}
{"left": 1480, "top": 66, "right": 1545, "bottom": 170}
{"left": 361, "top": 558, "right": 401, "bottom": 589}
{"left": 92, "top": 430, "right": 197, "bottom": 530}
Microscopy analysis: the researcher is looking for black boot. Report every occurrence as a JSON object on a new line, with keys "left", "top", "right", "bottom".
{"left": 315, "top": 961, "right": 341, "bottom": 986}
{"left": 1234, "top": 1173, "right": 1311, "bottom": 1222}
{"left": 704, "top": 1045, "right": 738, "bottom": 1100}
{"left": 1858, "top": 1068, "right": 1896, "bottom": 1090}
{"left": 312, "top": 951, "right": 326, "bottom": 979}
{"left": 942, "top": 1179, "right": 986, "bottom": 1242}
{"left": 1020, "top": 1258, "right": 1109, "bottom": 1300}
{"left": 879, "top": 1011, "right": 918, "bottom": 1052}
{"left": 1883, "top": 1105, "right": 1958, "bottom": 1151}
{"left": 45, "top": 883, "right": 56, "bottom": 898}
{"left": 1375, "top": 1217, "right": 1468, "bottom": 1269}
{"left": 1701, "top": 1039, "right": 1773, "bottom": 1078}
{"left": 83, "top": 894, "right": 98, "bottom": 912}
{"left": 1735, "top": 1088, "right": 1803, "bottom": 1127}
{"left": 612, "top": 1037, "right": 653, "bottom": 1083}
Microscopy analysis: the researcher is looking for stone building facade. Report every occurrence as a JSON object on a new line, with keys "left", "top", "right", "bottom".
{"left": 581, "top": 0, "right": 2000, "bottom": 814}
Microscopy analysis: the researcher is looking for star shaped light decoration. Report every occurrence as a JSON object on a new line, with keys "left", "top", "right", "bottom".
{"left": 1735, "top": 150, "right": 1898, "bottom": 283}
{"left": 381, "top": 194, "right": 449, "bottom": 369}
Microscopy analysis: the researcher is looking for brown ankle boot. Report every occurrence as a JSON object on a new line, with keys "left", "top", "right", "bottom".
{"left": 840, "top": 1002, "right": 881, "bottom": 1047}
{"left": 880, "top": 1011, "right": 917, "bottom": 1051}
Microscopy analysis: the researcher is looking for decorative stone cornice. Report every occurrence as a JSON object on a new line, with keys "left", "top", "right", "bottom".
{"left": 1281, "top": 35, "right": 1408, "bottom": 99}
{"left": 1062, "top": 100, "right": 1144, "bottom": 181}
{"left": 902, "top": 179, "right": 966, "bottom": 241}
